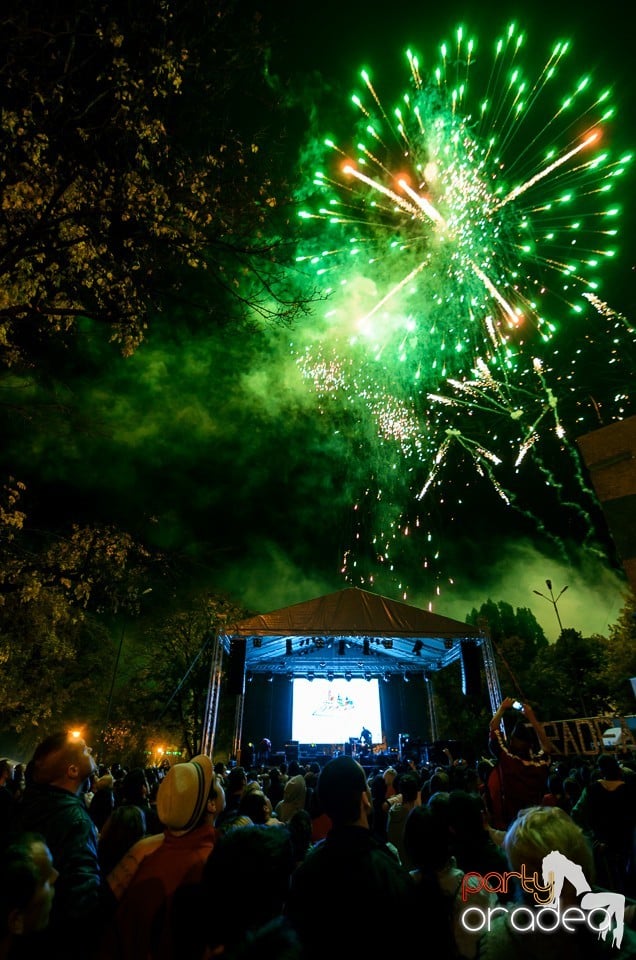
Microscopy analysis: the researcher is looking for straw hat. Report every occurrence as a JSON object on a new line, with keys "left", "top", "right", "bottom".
{"left": 156, "top": 755, "right": 213, "bottom": 836}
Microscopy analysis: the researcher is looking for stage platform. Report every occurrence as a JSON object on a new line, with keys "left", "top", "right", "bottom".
{"left": 268, "top": 743, "right": 401, "bottom": 769}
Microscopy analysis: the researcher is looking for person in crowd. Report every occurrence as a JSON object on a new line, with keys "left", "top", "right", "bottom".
{"left": 81, "top": 769, "right": 97, "bottom": 810}
{"left": 478, "top": 804, "right": 636, "bottom": 959}
{"left": 213, "top": 761, "right": 227, "bottom": 790}
{"left": 237, "top": 785, "right": 281, "bottom": 827}
{"left": 207, "top": 824, "right": 295, "bottom": 952}
{"left": 487, "top": 697, "right": 553, "bottom": 829}
{"left": 563, "top": 774, "right": 584, "bottom": 811}
{"left": 88, "top": 773, "right": 115, "bottom": 835}
{"left": 145, "top": 767, "right": 162, "bottom": 804}
{"left": 303, "top": 766, "right": 319, "bottom": 813}
{"left": 260, "top": 769, "right": 271, "bottom": 797}
{"left": 9, "top": 731, "right": 115, "bottom": 959}
{"left": 168, "top": 822, "right": 296, "bottom": 960}
{"left": 386, "top": 770, "right": 420, "bottom": 867}
{"left": 216, "top": 813, "right": 254, "bottom": 834}
{"left": 214, "top": 766, "right": 247, "bottom": 828}
{"left": 98, "top": 754, "right": 224, "bottom": 960}
{"left": 285, "top": 755, "right": 415, "bottom": 959}
{"left": 421, "top": 767, "right": 450, "bottom": 803}
{"left": 383, "top": 765, "right": 398, "bottom": 800}
{"left": 404, "top": 800, "right": 496, "bottom": 959}
{"left": 541, "top": 771, "right": 571, "bottom": 812}
{"left": 368, "top": 771, "right": 389, "bottom": 841}
{"left": 287, "top": 808, "right": 313, "bottom": 868}
{"left": 111, "top": 763, "right": 128, "bottom": 806}
{"left": 307, "top": 776, "right": 332, "bottom": 842}
{"left": 0, "top": 831, "right": 58, "bottom": 958}
{"left": 477, "top": 757, "right": 496, "bottom": 814}
{"left": 266, "top": 766, "right": 285, "bottom": 810}
{"left": 7, "top": 765, "right": 26, "bottom": 805}
{"left": 119, "top": 766, "right": 162, "bottom": 834}
{"left": 461, "top": 764, "right": 483, "bottom": 798}
{"left": 571, "top": 753, "right": 636, "bottom": 894}
{"left": 275, "top": 773, "right": 306, "bottom": 824}
{"left": 286, "top": 759, "right": 302, "bottom": 778}
{"left": 97, "top": 804, "right": 147, "bottom": 878}
{"left": 446, "top": 788, "right": 508, "bottom": 887}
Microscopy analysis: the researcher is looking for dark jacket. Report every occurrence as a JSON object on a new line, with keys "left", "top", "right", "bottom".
{"left": 286, "top": 825, "right": 415, "bottom": 959}
{"left": 11, "top": 783, "right": 115, "bottom": 956}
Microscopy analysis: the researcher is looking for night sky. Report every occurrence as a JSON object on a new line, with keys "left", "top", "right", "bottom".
{"left": 3, "top": 0, "right": 635, "bottom": 642}
{"left": 254, "top": 0, "right": 636, "bottom": 639}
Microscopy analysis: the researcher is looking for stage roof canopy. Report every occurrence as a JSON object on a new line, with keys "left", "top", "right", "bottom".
{"left": 220, "top": 587, "right": 482, "bottom": 679}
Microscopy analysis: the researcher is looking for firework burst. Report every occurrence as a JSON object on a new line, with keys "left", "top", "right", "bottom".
{"left": 294, "top": 23, "right": 634, "bottom": 601}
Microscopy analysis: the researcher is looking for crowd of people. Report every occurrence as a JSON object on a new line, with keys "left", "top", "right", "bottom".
{"left": 1, "top": 698, "right": 636, "bottom": 958}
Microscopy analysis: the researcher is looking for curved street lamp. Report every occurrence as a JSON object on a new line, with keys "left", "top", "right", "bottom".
{"left": 532, "top": 579, "right": 568, "bottom": 633}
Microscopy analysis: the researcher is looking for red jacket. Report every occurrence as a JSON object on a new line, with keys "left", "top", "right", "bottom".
{"left": 487, "top": 729, "right": 551, "bottom": 829}
{"left": 100, "top": 823, "right": 217, "bottom": 960}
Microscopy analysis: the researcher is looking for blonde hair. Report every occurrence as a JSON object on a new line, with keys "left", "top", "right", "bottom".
{"left": 504, "top": 805, "right": 594, "bottom": 879}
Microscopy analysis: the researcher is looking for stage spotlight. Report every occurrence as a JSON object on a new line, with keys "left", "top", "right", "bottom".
{"left": 266, "top": 672, "right": 273, "bottom": 683}
{"left": 412, "top": 639, "right": 423, "bottom": 655}
{"left": 246, "top": 672, "right": 254, "bottom": 683}
{"left": 307, "top": 672, "right": 314, "bottom": 682}
{"left": 364, "top": 672, "right": 371, "bottom": 682}
{"left": 444, "top": 638, "right": 454, "bottom": 650}
{"left": 327, "top": 671, "right": 334, "bottom": 682}
{"left": 363, "top": 638, "right": 370, "bottom": 656}
{"left": 345, "top": 672, "right": 352, "bottom": 681}
{"left": 403, "top": 673, "right": 410, "bottom": 683}
{"left": 286, "top": 638, "right": 293, "bottom": 656}
{"left": 383, "top": 673, "right": 390, "bottom": 683}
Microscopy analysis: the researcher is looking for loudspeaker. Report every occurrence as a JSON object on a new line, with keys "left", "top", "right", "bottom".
{"left": 460, "top": 640, "right": 481, "bottom": 697}
{"left": 227, "top": 638, "right": 247, "bottom": 695}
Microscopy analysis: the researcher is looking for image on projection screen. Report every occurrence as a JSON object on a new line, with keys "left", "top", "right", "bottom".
{"left": 291, "top": 678, "right": 382, "bottom": 744}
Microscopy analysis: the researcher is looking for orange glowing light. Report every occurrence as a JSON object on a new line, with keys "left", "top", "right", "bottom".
{"left": 583, "top": 128, "right": 601, "bottom": 147}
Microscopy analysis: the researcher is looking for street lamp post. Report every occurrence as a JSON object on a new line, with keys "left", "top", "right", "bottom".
{"left": 532, "top": 579, "right": 568, "bottom": 633}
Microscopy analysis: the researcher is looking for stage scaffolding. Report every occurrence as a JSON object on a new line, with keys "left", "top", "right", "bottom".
{"left": 479, "top": 620, "right": 503, "bottom": 715}
{"left": 200, "top": 630, "right": 224, "bottom": 757}
{"left": 201, "top": 621, "right": 502, "bottom": 762}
